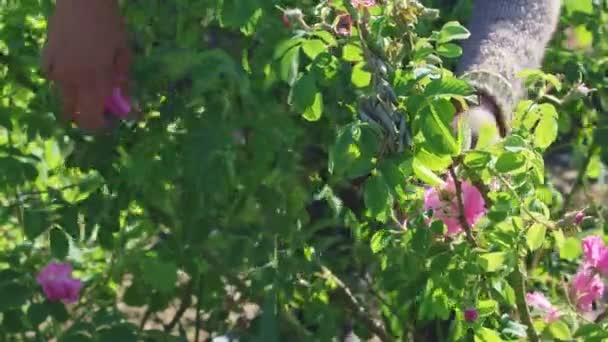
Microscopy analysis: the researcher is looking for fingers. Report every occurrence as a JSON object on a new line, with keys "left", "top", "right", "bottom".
{"left": 58, "top": 83, "right": 78, "bottom": 123}
{"left": 74, "top": 71, "right": 113, "bottom": 132}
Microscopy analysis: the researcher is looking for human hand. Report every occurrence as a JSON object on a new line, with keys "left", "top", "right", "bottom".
{"left": 42, "top": 0, "right": 132, "bottom": 132}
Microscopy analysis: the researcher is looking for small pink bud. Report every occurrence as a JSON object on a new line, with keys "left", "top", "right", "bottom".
{"left": 335, "top": 13, "right": 353, "bottom": 37}
{"left": 464, "top": 308, "right": 478, "bottom": 322}
{"left": 282, "top": 14, "right": 291, "bottom": 28}
{"left": 574, "top": 211, "right": 585, "bottom": 225}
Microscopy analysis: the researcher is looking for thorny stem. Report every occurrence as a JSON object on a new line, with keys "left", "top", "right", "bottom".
{"left": 509, "top": 264, "right": 539, "bottom": 342}
{"left": 494, "top": 173, "right": 556, "bottom": 231}
{"left": 164, "top": 281, "right": 194, "bottom": 332}
{"left": 448, "top": 167, "right": 477, "bottom": 246}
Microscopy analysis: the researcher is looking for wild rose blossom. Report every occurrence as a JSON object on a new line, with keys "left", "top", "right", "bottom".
{"left": 424, "top": 176, "right": 486, "bottom": 236}
{"left": 36, "top": 262, "right": 83, "bottom": 303}
{"left": 570, "top": 268, "right": 604, "bottom": 312}
{"left": 104, "top": 86, "right": 131, "bottom": 118}
{"left": 581, "top": 235, "right": 608, "bottom": 276}
{"left": 525, "top": 291, "right": 562, "bottom": 323}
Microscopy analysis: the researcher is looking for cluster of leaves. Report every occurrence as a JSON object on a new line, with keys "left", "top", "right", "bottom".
{"left": 0, "top": 0, "right": 607, "bottom": 341}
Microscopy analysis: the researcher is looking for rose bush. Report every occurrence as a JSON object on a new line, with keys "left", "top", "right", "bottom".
{"left": 1, "top": 0, "right": 608, "bottom": 341}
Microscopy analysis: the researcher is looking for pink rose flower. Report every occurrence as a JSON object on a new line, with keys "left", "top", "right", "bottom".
{"left": 424, "top": 176, "right": 486, "bottom": 236}
{"left": 104, "top": 86, "right": 131, "bottom": 118}
{"left": 525, "top": 291, "right": 562, "bottom": 323}
{"left": 464, "top": 307, "right": 478, "bottom": 322}
{"left": 36, "top": 262, "right": 83, "bottom": 303}
{"left": 581, "top": 235, "right": 608, "bottom": 276}
{"left": 570, "top": 268, "right": 605, "bottom": 312}
{"left": 351, "top": 0, "right": 376, "bottom": 8}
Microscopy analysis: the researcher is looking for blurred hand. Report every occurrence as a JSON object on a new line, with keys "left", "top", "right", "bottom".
{"left": 42, "top": 0, "right": 132, "bottom": 132}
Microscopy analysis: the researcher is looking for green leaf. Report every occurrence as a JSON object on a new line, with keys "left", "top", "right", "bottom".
{"left": 549, "top": 321, "right": 572, "bottom": 340}
{"left": 302, "top": 39, "right": 327, "bottom": 60}
{"left": 50, "top": 228, "right": 70, "bottom": 259}
{"left": 464, "top": 151, "right": 492, "bottom": 169}
{"left": 292, "top": 74, "right": 324, "bottom": 121}
{"left": 560, "top": 237, "right": 582, "bottom": 261}
{"left": 425, "top": 77, "right": 473, "bottom": 98}
{"left": 438, "top": 21, "right": 471, "bottom": 44}
{"left": 343, "top": 44, "right": 364, "bottom": 62}
{"left": 141, "top": 258, "right": 178, "bottom": 294}
{"left": 351, "top": 62, "right": 372, "bottom": 88}
{"left": 312, "top": 31, "right": 337, "bottom": 46}
{"left": 24, "top": 209, "right": 49, "bottom": 240}
{"left": 475, "top": 327, "right": 503, "bottom": 342}
{"left": 495, "top": 152, "right": 526, "bottom": 173}
{"left": 535, "top": 115, "right": 558, "bottom": 149}
{"left": 564, "top": 0, "right": 593, "bottom": 14}
{"left": 364, "top": 173, "right": 391, "bottom": 219}
{"left": 478, "top": 299, "right": 498, "bottom": 317}
{"left": 436, "top": 43, "right": 462, "bottom": 58}
{"left": 0, "top": 282, "right": 31, "bottom": 311}
{"left": 302, "top": 92, "right": 323, "bottom": 121}
{"left": 478, "top": 252, "right": 507, "bottom": 272}
{"left": 97, "top": 324, "right": 137, "bottom": 342}
{"left": 526, "top": 223, "right": 546, "bottom": 252}
{"left": 27, "top": 303, "right": 50, "bottom": 327}
{"left": 279, "top": 46, "right": 301, "bottom": 86}
{"left": 413, "top": 157, "right": 445, "bottom": 186}
{"left": 370, "top": 230, "right": 390, "bottom": 254}
{"left": 421, "top": 102, "right": 460, "bottom": 155}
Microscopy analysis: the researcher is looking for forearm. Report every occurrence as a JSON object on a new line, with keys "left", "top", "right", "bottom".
{"left": 457, "top": 0, "right": 561, "bottom": 133}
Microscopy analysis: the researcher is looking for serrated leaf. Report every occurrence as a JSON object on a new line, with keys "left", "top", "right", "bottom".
{"left": 535, "top": 115, "right": 558, "bottom": 149}
{"left": 370, "top": 230, "right": 390, "bottom": 254}
{"left": 302, "top": 39, "right": 327, "bottom": 60}
{"left": 413, "top": 158, "right": 445, "bottom": 186}
{"left": 464, "top": 151, "right": 492, "bottom": 169}
{"left": 364, "top": 174, "right": 391, "bottom": 219}
{"left": 495, "top": 152, "right": 526, "bottom": 173}
{"left": 425, "top": 77, "right": 473, "bottom": 98}
{"left": 549, "top": 321, "right": 572, "bottom": 340}
{"left": 292, "top": 74, "right": 324, "bottom": 121}
{"left": 526, "top": 223, "right": 546, "bottom": 251}
{"left": 24, "top": 209, "right": 49, "bottom": 240}
{"left": 479, "top": 252, "right": 507, "bottom": 272}
{"left": 436, "top": 43, "right": 462, "bottom": 58}
{"left": 279, "top": 46, "right": 300, "bottom": 86}
{"left": 141, "top": 258, "right": 178, "bottom": 294}
{"left": 438, "top": 21, "right": 471, "bottom": 44}
{"left": 343, "top": 44, "right": 363, "bottom": 62}
{"left": 351, "top": 62, "right": 371, "bottom": 88}
{"left": 560, "top": 237, "right": 582, "bottom": 261}
{"left": 474, "top": 327, "right": 502, "bottom": 342}
{"left": 50, "top": 228, "right": 70, "bottom": 259}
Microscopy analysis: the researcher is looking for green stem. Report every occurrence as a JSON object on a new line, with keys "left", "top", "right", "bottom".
{"left": 509, "top": 264, "right": 539, "bottom": 342}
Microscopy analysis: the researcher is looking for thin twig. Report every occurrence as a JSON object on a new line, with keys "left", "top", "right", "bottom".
{"left": 165, "top": 281, "right": 194, "bottom": 332}
{"left": 318, "top": 265, "right": 395, "bottom": 342}
{"left": 449, "top": 167, "right": 477, "bottom": 246}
